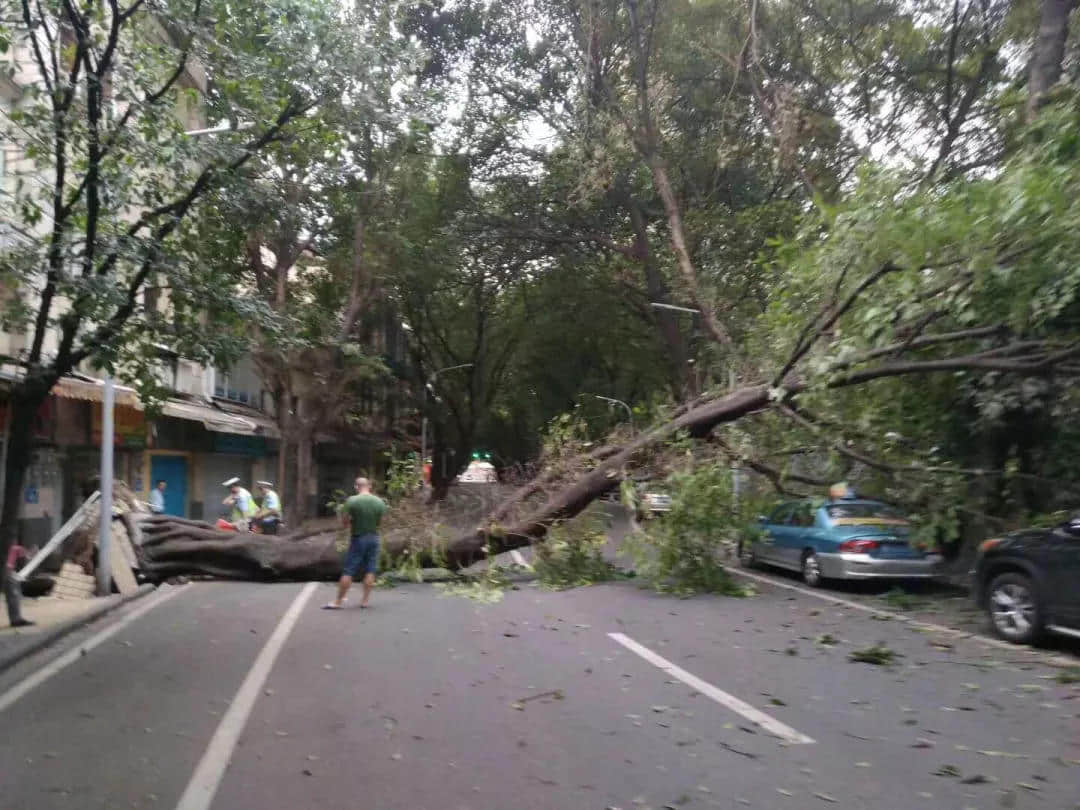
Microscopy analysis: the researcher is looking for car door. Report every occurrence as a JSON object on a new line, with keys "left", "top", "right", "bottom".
{"left": 780, "top": 501, "right": 816, "bottom": 568}
{"left": 758, "top": 504, "right": 793, "bottom": 565}
{"left": 1044, "top": 525, "right": 1080, "bottom": 627}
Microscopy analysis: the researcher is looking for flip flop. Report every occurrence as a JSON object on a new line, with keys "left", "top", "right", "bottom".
{"left": 322, "top": 602, "right": 345, "bottom": 610}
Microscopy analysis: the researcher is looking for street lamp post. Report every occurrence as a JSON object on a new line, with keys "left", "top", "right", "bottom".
{"left": 649, "top": 301, "right": 700, "bottom": 315}
{"left": 96, "top": 375, "right": 115, "bottom": 596}
{"left": 421, "top": 363, "right": 474, "bottom": 482}
{"left": 591, "top": 394, "right": 634, "bottom": 433}
{"left": 183, "top": 122, "right": 254, "bottom": 137}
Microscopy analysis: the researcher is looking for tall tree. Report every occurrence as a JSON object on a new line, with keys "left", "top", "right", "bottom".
{"left": 0, "top": 0, "right": 376, "bottom": 562}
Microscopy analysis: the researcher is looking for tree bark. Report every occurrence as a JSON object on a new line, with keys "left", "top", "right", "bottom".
{"left": 130, "top": 384, "right": 771, "bottom": 578}
{"left": 628, "top": 197, "right": 691, "bottom": 397}
{"left": 1027, "top": 0, "right": 1077, "bottom": 120}
{"left": 294, "top": 422, "right": 315, "bottom": 523}
{"left": 0, "top": 392, "right": 42, "bottom": 619}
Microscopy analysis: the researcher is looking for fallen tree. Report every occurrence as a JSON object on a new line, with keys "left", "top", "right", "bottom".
{"left": 130, "top": 329, "right": 1079, "bottom": 579}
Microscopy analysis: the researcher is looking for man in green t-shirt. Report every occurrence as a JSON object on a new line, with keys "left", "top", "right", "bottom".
{"left": 324, "top": 477, "right": 387, "bottom": 610}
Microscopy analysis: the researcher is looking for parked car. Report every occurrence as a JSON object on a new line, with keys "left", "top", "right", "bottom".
{"left": 739, "top": 496, "right": 943, "bottom": 586}
{"left": 972, "top": 516, "right": 1080, "bottom": 644}
{"left": 456, "top": 460, "right": 497, "bottom": 484}
{"left": 641, "top": 492, "right": 672, "bottom": 512}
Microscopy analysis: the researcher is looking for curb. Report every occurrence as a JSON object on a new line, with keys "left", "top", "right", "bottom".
{"left": 0, "top": 583, "right": 156, "bottom": 676}
{"left": 729, "top": 567, "right": 1079, "bottom": 669}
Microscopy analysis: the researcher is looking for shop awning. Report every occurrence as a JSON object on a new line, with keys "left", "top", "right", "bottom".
{"left": 211, "top": 400, "right": 281, "bottom": 439}
{"left": 159, "top": 399, "right": 280, "bottom": 438}
{"left": 52, "top": 377, "right": 141, "bottom": 408}
{"left": 161, "top": 399, "right": 262, "bottom": 436}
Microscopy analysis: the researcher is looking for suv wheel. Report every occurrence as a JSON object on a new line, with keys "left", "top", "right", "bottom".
{"left": 802, "top": 550, "right": 823, "bottom": 587}
{"left": 987, "top": 572, "right": 1042, "bottom": 644}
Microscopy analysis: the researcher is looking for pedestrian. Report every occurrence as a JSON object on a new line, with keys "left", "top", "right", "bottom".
{"left": 254, "top": 480, "right": 282, "bottom": 535}
{"left": 4, "top": 542, "right": 34, "bottom": 628}
{"left": 324, "top": 476, "right": 387, "bottom": 610}
{"left": 221, "top": 477, "right": 257, "bottom": 532}
{"left": 149, "top": 479, "right": 167, "bottom": 514}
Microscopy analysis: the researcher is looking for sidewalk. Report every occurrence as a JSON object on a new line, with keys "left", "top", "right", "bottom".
{"left": 0, "top": 587, "right": 154, "bottom": 673}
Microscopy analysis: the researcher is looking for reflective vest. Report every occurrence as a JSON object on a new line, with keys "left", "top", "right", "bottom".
{"left": 230, "top": 488, "right": 257, "bottom": 521}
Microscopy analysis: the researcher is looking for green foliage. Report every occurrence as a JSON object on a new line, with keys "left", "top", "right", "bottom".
{"left": 1056, "top": 667, "right": 1080, "bottom": 685}
{"left": 384, "top": 452, "right": 422, "bottom": 503}
{"left": 534, "top": 510, "right": 617, "bottom": 590}
{"left": 881, "top": 588, "right": 925, "bottom": 611}
{"left": 0, "top": 0, "right": 378, "bottom": 397}
{"left": 849, "top": 644, "right": 900, "bottom": 666}
{"left": 625, "top": 459, "right": 759, "bottom": 595}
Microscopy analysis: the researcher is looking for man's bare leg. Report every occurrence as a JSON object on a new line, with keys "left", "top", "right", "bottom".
{"left": 333, "top": 575, "right": 353, "bottom": 606}
{"left": 360, "top": 572, "right": 375, "bottom": 607}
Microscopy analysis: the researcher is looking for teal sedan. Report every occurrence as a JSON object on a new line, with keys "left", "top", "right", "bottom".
{"left": 738, "top": 497, "right": 943, "bottom": 587}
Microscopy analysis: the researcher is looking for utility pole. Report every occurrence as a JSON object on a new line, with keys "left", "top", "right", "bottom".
{"left": 97, "top": 376, "right": 115, "bottom": 596}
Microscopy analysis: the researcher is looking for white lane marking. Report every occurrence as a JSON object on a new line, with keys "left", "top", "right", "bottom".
{"left": 608, "top": 631, "right": 815, "bottom": 745}
{"left": 729, "top": 568, "right": 1078, "bottom": 667}
{"left": 0, "top": 583, "right": 190, "bottom": 713}
{"left": 175, "top": 582, "right": 317, "bottom": 810}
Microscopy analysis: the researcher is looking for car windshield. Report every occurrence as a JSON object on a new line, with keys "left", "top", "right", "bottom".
{"left": 826, "top": 502, "right": 907, "bottom": 522}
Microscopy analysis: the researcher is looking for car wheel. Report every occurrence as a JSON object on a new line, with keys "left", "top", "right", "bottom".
{"left": 801, "top": 550, "right": 823, "bottom": 587}
{"left": 738, "top": 540, "right": 757, "bottom": 569}
{"left": 987, "top": 572, "right": 1042, "bottom": 644}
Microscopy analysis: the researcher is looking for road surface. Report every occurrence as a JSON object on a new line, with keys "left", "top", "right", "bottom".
{"left": 1, "top": 577, "right": 1077, "bottom": 810}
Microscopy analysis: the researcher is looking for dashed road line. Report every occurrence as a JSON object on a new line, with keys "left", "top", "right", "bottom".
{"left": 175, "top": 581, "right": 317, "bottom": 810}
{"left": 608, "top": 631, "right": 815, "bottom": 745}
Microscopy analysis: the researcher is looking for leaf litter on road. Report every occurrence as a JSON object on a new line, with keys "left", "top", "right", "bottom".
{"left": 849, "top": 644, "right": 899, "bottom": 665}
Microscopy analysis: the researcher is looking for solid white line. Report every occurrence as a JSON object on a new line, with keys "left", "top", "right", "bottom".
{"left": 0, "top": 583, "right": 190, "bottom": 714}
{"left": 729, "top": 567, "right": 1079, "bottom": 667}
{"left": 175, "top": 582, "right": 317, "bottom": 810}
{"left": 608, "top": 631, "right": 815, "bottom": 745}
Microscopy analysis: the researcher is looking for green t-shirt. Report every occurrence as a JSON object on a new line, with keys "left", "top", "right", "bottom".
{"left": 343, "top": 493, "right": 387, "bottom": 536}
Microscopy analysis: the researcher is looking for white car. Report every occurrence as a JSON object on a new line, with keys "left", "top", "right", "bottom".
{"left": 642, "top": 492, "right": 671, "bottom": 512}
{"left": 456, "top": 460, "right": 497, "bottom": 483}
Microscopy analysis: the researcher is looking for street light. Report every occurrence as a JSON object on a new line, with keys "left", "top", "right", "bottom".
{"left": 649, "top": 301, "right": 700, "bottom": 315}
{"left": 421, "top": 363, "right": 474, "bottom": 481}
{"left": 183, "top": 122, "right": 254, "bottom": 137}
{"left": 590, "top": 394, "right": 634, "bottom": 433}
{"left": 97, "top": 375, "right": 114, "bottom": 595}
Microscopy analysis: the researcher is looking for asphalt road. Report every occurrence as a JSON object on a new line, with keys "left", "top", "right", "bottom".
{"left": 0, "top": 577, "right": 1077, "bottom": 810}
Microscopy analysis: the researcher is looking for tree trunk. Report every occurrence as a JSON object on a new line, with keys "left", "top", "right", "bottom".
{"left": 1027, "top": 0, "right": 1077, "bottom": 120}
{"left": 0, "top": 392, "right": 40, "bottom": 619}
{"left": 132, "top": 385, "right": 773, "bottom": 578}
{"left": 629, "top": 198, "right": 690, "bottom": 398}
{"left": 294, "top": 423, "right": 315, "bottom": 524}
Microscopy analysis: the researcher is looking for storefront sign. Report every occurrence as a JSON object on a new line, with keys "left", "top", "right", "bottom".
{"left": 91, "top": 403, "right": 147, "bottom": 448}
{"left": 212, "top": 434, "right": 267, "bottom": 456}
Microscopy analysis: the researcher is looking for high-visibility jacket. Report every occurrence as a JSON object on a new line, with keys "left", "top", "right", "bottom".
{"left": 262, "top": 489, "right": 281, "bottom": 516}
{"left": 230, "top": 488, "right": 257, "bottom": 522}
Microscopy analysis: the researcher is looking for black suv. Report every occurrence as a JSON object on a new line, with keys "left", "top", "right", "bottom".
{"left": 973, "top": 516, "right": 1080, "bottom": 644}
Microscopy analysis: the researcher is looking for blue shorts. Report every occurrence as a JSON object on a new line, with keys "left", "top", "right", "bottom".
{"left": 343, "top": 533, "right": 380, "bottom": 577}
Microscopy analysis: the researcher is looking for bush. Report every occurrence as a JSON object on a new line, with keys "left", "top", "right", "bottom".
{"left": 534, "top": 509, "right": 617, "bottom": 589}
{"left": 625, "top": 461, "right": 761, "bottom": 595}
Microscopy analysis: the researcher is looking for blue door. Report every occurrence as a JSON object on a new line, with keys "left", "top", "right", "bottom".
{"left": 150, "top": 455, "right": 188, "bottom": 517}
